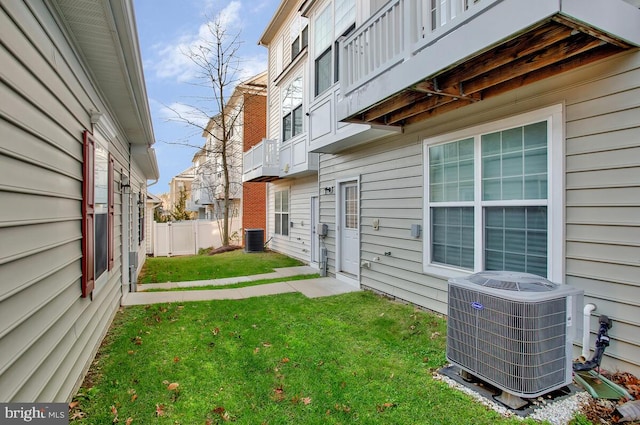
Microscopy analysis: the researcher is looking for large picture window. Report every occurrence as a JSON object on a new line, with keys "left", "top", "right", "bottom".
{"left": 282, "top": 77, "right": 303, "bottom": 141}
{"left": 274, "top": 190, "right": 289, "bottom": 236}
{"left": 423, "top": 106, "right": 563, "bottom": 280}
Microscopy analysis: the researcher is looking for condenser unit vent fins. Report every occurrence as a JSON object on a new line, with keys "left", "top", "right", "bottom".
{"left": 447, "top": 271, "right": 583, "bottom": 398}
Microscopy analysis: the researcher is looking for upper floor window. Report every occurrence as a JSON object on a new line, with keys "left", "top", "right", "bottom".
{"left": 282, "top": 76, "right": 303, "bottom": 141}
{"left": 314, "top": 0, "right": 355, "bottom": 96}
{"left": 290, "top": 15, "right": 309, "bottom": 60}
{"left": 314, "top": 5, "right": 333, "bottom": 96}
{"left": 423, "top": 106, "right": 563, "bottom": 281}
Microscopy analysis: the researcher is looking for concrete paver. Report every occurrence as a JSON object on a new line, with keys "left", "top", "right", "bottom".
{"left": 121, "top": 267, "right": 358, "bottom": 306}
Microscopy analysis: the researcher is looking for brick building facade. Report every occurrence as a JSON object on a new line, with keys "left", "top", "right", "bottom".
{"left": 241, "top": 74, "right": 268, "bottom": 245}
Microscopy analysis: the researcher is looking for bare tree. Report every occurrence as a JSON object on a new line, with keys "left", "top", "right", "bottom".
{"left": 165, "top": 15, "right": 248, "bottom": 247}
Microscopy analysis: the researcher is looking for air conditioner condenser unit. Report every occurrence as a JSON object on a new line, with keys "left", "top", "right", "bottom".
{"left": 447, "top": 271, "right": 583, "bottom": 406}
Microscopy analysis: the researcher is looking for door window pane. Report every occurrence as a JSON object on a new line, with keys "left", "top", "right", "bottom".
{"left": 344, "top": 185, "right": 358, "bottom": 229}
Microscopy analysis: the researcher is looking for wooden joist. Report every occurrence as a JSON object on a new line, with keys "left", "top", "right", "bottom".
{"left": 350, "top": 19, "right": 632, "bottom": 127}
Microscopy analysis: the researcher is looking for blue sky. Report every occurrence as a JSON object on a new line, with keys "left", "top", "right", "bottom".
{"left": 133, "top": 0, "right": 280, "bottom": 195}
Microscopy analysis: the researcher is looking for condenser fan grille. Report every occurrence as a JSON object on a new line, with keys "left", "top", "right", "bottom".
{"left": 447, "top": 281, "right": 573, "bottom": 397}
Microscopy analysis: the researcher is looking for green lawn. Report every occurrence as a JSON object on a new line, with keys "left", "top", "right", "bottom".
{"left": 140, "top": 250, "right": 304, "bottom": 284}
{"left": 71, "top": 292, "right": 542, "bottom": 425}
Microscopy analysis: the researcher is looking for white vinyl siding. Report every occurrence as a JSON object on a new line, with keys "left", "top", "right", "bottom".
{"left": 268, "top": 176, "right": 318, "bottom": 263}
{"left": 0, "top": 1, "right": 148, "bottom": 401}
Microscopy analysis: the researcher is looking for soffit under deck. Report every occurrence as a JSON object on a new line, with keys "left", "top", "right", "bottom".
{"left": 344, "top": 17, "right": 634, "bottom": 127}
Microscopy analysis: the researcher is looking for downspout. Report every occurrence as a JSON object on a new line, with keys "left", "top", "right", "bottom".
{"left": 582, "top": 303, "right": 597, "bottom": 360}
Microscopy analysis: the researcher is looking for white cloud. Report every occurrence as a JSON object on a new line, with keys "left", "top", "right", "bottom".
{"left": 159, "top": 102, "right": 211, "bottom": 130}
{"left": 237, "top": 53, "right": 268, "bottom": 83}
{"left": 151, "top": 1, "right": 245, "bottom": 83}
{"left": 217, "top": 1, "right": 242, "bottom": 28}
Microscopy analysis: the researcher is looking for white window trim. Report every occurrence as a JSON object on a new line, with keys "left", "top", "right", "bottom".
{"left": 274, "top": 188, "right": 291, "bottom": 238}
{"left": 92, "top": 120, "right": 115, "bottom": 295}
{"left": 281, "top": 74, "right": 304, "bottom": 142}
{"left": 422, "top": 104, "right": 564, "bottom": 282}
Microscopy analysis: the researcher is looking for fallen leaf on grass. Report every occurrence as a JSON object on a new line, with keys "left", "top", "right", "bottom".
{"left": 334, "top": 404, "right": 351, "bottom": 413}
{"left": 69, "top": 401, "right": 79, "bottom": 409}
{"left": 302, "top": 397, "right": 312, "bottom": 405}
{"left": 376, "top": 402, "right": 397, "bottom": 413}
{"left": 281, "top": 357, "right": 290, "bottom": 363}
{"left": 254, "top": 347, "right": 260, "bottom": 354}
{"left": 167, "top": 382, "right": 179, "bottom": 391}
{"left": 173, "top": 356, "right": 180, "bottom": 363}
{"left": 69, "top": 411, "right": 86, "bottom": 420}
{"left": 131, "top": 394, "right": 138, "bottom": 402}
{"left": 155, "top": 404, "right": 165, "bottom": 417}
{"left": 212, "top": 328, "right": 220, "bottom": 336}
{"left": 272, "top": 386, "right": 285, "bottom": 402}
{"left": 262, "top": 342, "right": 272, "bottom": 348}
{"left": 125, "top": 418, "right": 133, "bottom": 425}
{"left": 110, "top": 405, "right": 118, "bottom": 422}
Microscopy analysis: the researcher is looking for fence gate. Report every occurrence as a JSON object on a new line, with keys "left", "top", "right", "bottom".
{"left": 153, "top": 221, "right": 195, "bottom": 257}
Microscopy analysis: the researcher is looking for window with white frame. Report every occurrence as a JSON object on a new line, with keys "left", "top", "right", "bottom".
{"left": 290, "top": 15, "right": 309, "bottom": 60}
{"left": 274, "top": 190, "right": 290, "bottom": 236}
{"left": 82, "top": 130, "right": 114, "bottom": 298}
{"left": 282, "top": 76, "right": 303, "bottom": 141}
{"left": 423, "top": 106, "right": 563, "bottom": 280}
{"left": 314, "top": 5, "right": 332, "bottom": 96}
{"left": 313, "top": 0, "right": 355, "bottom": 96}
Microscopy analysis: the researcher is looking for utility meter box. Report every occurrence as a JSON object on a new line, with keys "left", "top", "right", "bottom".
{"left": 316, "top": 223, "right": 328, "bottom": 237}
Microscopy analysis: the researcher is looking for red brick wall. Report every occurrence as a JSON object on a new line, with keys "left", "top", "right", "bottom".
{"left": 242, "top": 91, "right": 267, "bottom": 244}
{"left": 243, "top": 92, "right": 267, "bottom": 150}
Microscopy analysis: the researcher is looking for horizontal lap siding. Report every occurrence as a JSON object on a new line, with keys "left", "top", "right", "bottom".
{"left": 320, "top": 135, "right": 448, "bottom": 312}
{"left": 267, "top": 176, "right": 317, "bottom": 262}
{"left": 564, "top": 52, "right": 640, "bottom": 371}
{"left": 0, "top": 1, "right": 124, "bottom": 401}
{"left": 320, "top": 49, "right": 640, "bottom": 373}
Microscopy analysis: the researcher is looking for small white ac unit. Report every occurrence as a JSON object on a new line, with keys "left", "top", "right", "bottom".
{"left": 447, "top": 271, "right": 583, "bottom": 400}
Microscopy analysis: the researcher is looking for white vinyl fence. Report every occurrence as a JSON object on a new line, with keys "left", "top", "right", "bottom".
{"left": 153, "top": 219, "right": 242, "bottom": 257}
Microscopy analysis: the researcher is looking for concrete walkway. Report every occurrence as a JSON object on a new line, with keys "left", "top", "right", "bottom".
{"left": 121, "top": 266, "right": 360, "bottom": 306}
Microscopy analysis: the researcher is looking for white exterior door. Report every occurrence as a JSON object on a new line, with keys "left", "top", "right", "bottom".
{"left": 339, "top": 181, "right": 359, "bottom": 275}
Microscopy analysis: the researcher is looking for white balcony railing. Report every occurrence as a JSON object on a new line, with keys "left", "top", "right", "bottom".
{"left": 242, "top": 139, "right": 279, "bottom": 180}
{"left": 340, "top": 0, "right": 496, "bottom": 95}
